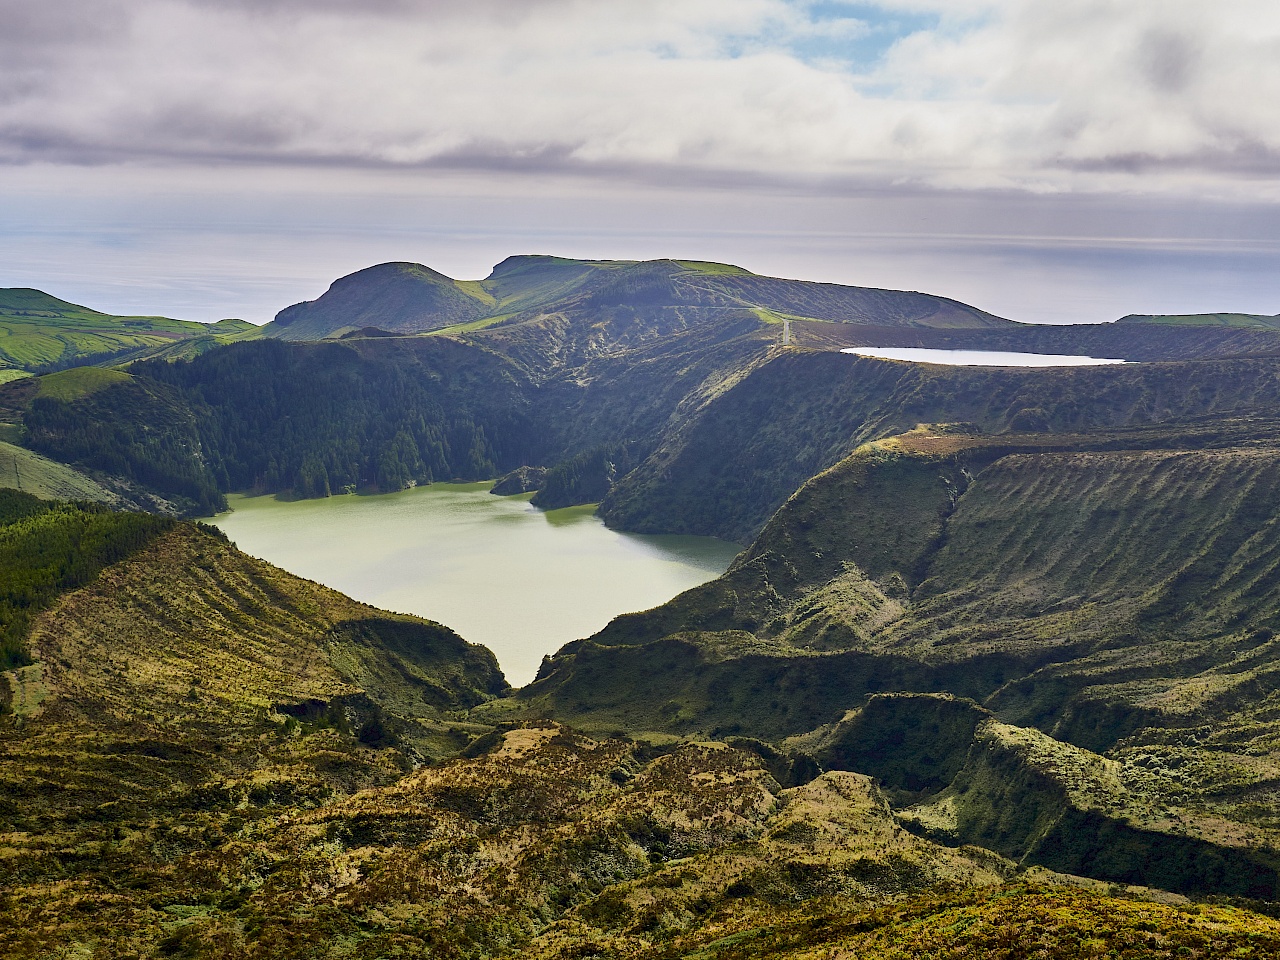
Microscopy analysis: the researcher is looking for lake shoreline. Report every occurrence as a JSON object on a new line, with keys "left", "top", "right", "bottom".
{"left": 209, "top": 482, "right": 739, "bottom": 686}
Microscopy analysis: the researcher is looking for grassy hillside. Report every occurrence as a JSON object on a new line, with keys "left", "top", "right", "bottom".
{"left": 1119, "top": 311, "right": 1280, "bottom": 330}
{"left": 269, "top": 262, "right": 495, "bottom": 340}
{"left": 682, "top": 882, "right": 1280, "bottom": 959}
{"left": 0, "top": 491, "right": 175, "bottom": 669}
{"left": 18, "top": 317, "right": 1280, "bottom": 533}
{"left": 4, "top": 313, "right": 775, "bottom": 507}
{"left": 0, "top": 288, "right": 240, "bottom": 372}
{"left": 5, "top": 483, "right": 1280, "bottom": 954}
{"left": 10, "top": 263, "right": 1280, "bottom": 953}
{"left": 264, "top": 255, "right": 1013, "bottom": 343}
{"left": 9, "top": 370, "right": 226, "bottom": 515}
{"left": 600, "top": 352, "right": 1280, "bottom": 542}
{"left": 514, "top": 426, "right": 1280, "bottom": 897}
{"left": 792, "top": 315, "right": 1280, "bottom": 362}
{"left": 0, "top": 440, "right": 121, "bottom": 504}
{"left": 538, "top": 429, "right": 1280, "bottom": 734}
{"left": 10, "top": 261, "right": 1280, "bottom": 528}
{"left": 134, "top": 337, "right": 543, "bottom": 496}
{"left": 6, "top": 687, "right": 1274, "bottom": 957}
{"left": 112, "top": 317, "right": 262, "bottom": 365}
{"left": 0, "top": 497, "right": 1010, "bottom": 958}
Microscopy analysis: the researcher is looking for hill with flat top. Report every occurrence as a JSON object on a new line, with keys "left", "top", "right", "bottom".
{"left": 265, "top": 255, "right": 1013, "bottom": 342}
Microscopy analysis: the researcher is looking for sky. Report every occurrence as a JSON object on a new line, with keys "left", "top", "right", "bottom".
{"left": 1, "top": 0, "right": 1277, "bottom": 325}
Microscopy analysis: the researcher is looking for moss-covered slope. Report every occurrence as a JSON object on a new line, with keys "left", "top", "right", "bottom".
{"left": 0, "top": 439, "right": 122, "bottom": 505}
{"left": 1, "top": 502, "right": 508, "bottom": 885}
{"left": 0, "top": 717, "right": 1010, "bottom": 958}
{"left": 6, "top": 489, "right": 1280, "bottom": 955}
{"left": 534, "top": 432, "right": 1280, "bottom": 737}
{"left": 516, "top": 428, "right": 1280, "bottom": 896}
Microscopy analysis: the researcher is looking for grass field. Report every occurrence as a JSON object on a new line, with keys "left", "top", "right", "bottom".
{"left": 0, "top": 440, "right": 118, "bottom": 503}
{"left": 0, "top": 288, "right": 256, "bottom": 371}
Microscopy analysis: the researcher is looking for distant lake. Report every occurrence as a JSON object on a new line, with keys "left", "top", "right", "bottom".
{"left": 840, "top": 347, "right": 1127, "bottom": 366}
{"left": 209, "top": 483, "right": 740, "bottom": 687}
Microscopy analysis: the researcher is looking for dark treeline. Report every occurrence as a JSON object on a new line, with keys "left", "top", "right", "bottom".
{"left": 0, "top": 490, "right": 175, "bottom": 670}
{"left": 531, "top": 442, "right": 638, "bottom": 509}
{"left": 23, "top": 377, "right": 226, "bottom": 515}
{"left": 11, "top": 335, "right": 708, "bottom": 516}
{"left": 134, "top": 338, "right": 552, "bottom": 502}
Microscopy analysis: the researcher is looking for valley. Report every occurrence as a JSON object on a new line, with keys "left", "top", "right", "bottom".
{"left": 3, "top": 256, "right": 1280, "bottom": 957}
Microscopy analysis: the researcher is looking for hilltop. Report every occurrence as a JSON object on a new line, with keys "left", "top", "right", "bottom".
{"left": 265, "top": 255, "right": 1013, "bottom": 342}
{"left": 0, "top": 288, "right": 259, "bottom": 373}
{"left": 4, "top": 257, "right": 1280, "bottom": 527}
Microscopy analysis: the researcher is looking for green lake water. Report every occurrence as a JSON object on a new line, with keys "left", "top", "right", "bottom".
{"left": 210, "top": 483, "right": 741, "bottom": 687}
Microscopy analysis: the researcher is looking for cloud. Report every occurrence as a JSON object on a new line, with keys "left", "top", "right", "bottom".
{"left": 0, "top": 0, "right": 1276, "bottom": 199}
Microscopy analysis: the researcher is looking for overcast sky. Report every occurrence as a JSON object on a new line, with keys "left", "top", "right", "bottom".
{"left": 2, "top": 0, "right": 1277, "bottom": 323}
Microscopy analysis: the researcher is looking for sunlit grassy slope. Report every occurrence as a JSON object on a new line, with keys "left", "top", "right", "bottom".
{"left": 0, "top": 440, "right": 119, "bottom": 504}
{"left": 32, "top": 366, "right": 131, "bottom": 400}
{"left": 0, "top": 289, "right": 258, "bottom": 371}
{"left": 7, "top": 465, "right": 1280, "bottom": 955}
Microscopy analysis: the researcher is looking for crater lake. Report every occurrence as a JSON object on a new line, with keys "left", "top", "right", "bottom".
{"left": 209, "top": 482, "right": 740, "bottom": 686}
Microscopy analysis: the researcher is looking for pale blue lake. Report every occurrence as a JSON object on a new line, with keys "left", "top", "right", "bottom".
{"left": 840, "top": 347, "right": 1127, "bottom": 366}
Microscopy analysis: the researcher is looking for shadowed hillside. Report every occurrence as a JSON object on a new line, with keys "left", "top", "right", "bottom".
{"left": 600, "top": 352, "right": 1280, "bottom": 542}
{"left": 8, "top": 260, "right": 1280, "bottom": 531}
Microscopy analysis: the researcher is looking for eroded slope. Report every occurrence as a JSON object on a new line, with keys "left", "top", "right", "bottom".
{"left": 519, "top": 428, "right": 1280, "bottom": 896}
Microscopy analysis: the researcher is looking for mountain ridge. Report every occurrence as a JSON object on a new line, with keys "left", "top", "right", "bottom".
{"left": 8, "top": 250, "right": 1280, "bottom": 953}
{"left": 264, "top": 255, "right": 1014, "bottom": 342}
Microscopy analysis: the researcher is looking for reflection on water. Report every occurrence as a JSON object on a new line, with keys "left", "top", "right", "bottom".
{"left": 209, "top": 483, "right": 740, "bottom": 686}
{"left": 840, "top": 347, "right": 1127, "bottom": 366}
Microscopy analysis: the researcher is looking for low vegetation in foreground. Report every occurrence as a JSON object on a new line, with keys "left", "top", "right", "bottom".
{"left": 1, "top": 485, "right": 1280, "bottom": 957}
{"left": 7, "top": 260, "right": 1280, "bottom": 955}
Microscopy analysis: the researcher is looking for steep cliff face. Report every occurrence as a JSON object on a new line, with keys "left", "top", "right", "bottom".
{"left": 536, "top": 432, "right": 1280, "bottom": 736}
{"left": 600, "top": 352, "right": 1280, "bottom": 542}
{"left": 514, "top": 427, "right": 1280, "bottom": 897}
